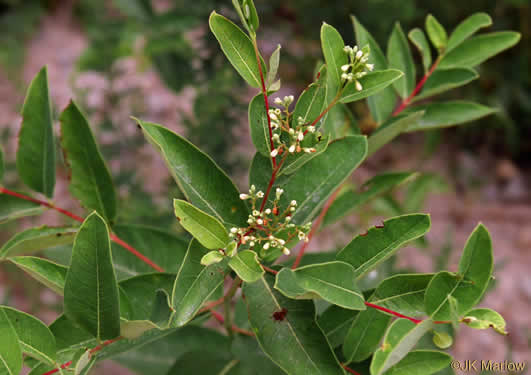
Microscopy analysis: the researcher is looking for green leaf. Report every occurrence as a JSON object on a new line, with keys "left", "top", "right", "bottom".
{"left": 462, "top": 308, "right": 507, "bottom": 335}
{"left": 111, "top": 225, "right": 187, "bottom": 280}
{"left": 0, "top": 226, "right": 76, "bottom": 258}
{"left": 2, "top": 306, "right": 56, "bottom": 364}
{"left": 447, "top": 13, "right": 493, "bottom": 52}
{"left": 266, "top": 44, "right": 281, "bottom": 88}
{"left": 243, "top": 275, "right": 344, "bottom": 375}
{"left": 425, "top": 15, "right": 448, "bottom": 51}
{"left": 318, "top": 305, "right": 358, "bottom": 348}
{"left": 138, "top": 120, "right": 248, "bottom": 226}
{"left": 16, "top": 66, "right": 55, "bottom": 198}
{"left": 323, "top": 172, "right": 417, "bottom": 228}
{"left": 232, "top": 0, "right": 259, "bottom": 34}
{"left": 64, "top": 212, "right": 121, "bottom": 340}
{"left": 343, "top": 307, "right": 391, "bottom": 363}
{"left": 337, "top": 214, "right": 431, "bottom": 278}
{"left": 404, "top": 101, "right": 497, "bottom": 132}
{"left": 249, "top": 93, "right": 272, "bottom": 158}
{"left": 166, "top": 350, "right": 234, "bottom": 374}
{"left": 370, "top": 319, "right": 434, "bottom": 375}
{"left": 368, "top": 111, "right": 425, "bottom": 156}
{"left": 387, "top": 23, "right": 416, "bottom": 98}
{"left": 60, "top": 101, "right": 117, "bottom": 222}
{"left": 74, "top": 350, "right": 93, "bottom": 375}
{"left": 170, "top": 240, "right": 228, "bottom": 327}
{"left": 432, "top": 331, "right": 453, "bottom": 349}
{"left": 293, "top": 77, "right": 328, "bottom": 129}
{"left": 0, "top": 308, "right": 22, "bottom": 375}
{"left": 229, "top": 250, "right": 264, "bottom": 283}
{"left": 414, "top": 68, "right": 478, "bottom": 101}
{"left": 352, "top": 16, "right": 396, "bottom": 123}
{"left": 425, "top": 224, "right": 493, "bottom": 321}
{"left": 9, "top": 256, "right": 67, "bottom": 295}
{"left": 120, "top": 320, "right": 161, "bottom": 340}
{"left": 370, "top": 274, "right": 434, "bottom": 317}
{"left": 439, "top": 32, "right": 521, "bottom": 69}
{"left": 173, "top": 199, "right": 229, "bottom": 249}
{"left": 275, "top": 262, "right": 366, "bottom": 310}
{"left": 201, "top": 250, "right": 225, "bottom": 266}
{"left": 0, "top": 193, "right": 44, "bottom": 224}
{"left": 340, "top": 70, "right": 404, "bottom": 104}
{"left": 49, "top": 315, "right": 95, "bottom": 351}
{"left": 408, "top": 28, "right": 432, "bottom": 73}
{"left": 231, "top": 335, "right": 285, "bottom": 375}
{"left": 381, "top": 350, "right": 452, "bottom": 375}
{"left": 321, "top": 23, "right": 348, "bottom": 87}
{"left": 209, "top": 11, "right": 265, "bottom": 88}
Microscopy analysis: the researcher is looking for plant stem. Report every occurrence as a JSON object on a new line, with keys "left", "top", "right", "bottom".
{"left": 0, "top": 187, "right": 164, "bottom": 272}
{"left": 341, "top": 363, "right": 361, "bottom": 375}
{"left": 252, "top": 37, "right": 276, "bottom": 168}
{"left": 261, "top": 265, "right": 278, "bottom": 275}
{"left": 303, "top": 91, "right": 342, "bottom": 136}
{"left": 292, "top": 187, "right": 341, "bottom": 269}
{"left": 259, "top": 152, "right": 287, "bottom": 212}
{"left": 392, "top": 58, "right": 440, "bottom": 116}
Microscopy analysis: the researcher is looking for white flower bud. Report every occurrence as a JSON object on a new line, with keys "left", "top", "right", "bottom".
{"left": 249, "top": 241, "right": 255, "bottom": 247}
{"left": 282, "top": 247, "right": 291, "bottom": 256}
{"left": 272, "top": 133, "right": 280, "bottom": 142}
{"left": 298, "top": 116, "right": 305, "bottom": 125}
{"left": 276, "top": 188, "right": 284, "bottom": 198}
{"left": 257, "top": 191, "right": 264, "bottom": 198}
{"left": 341, "top": 64, "right": 350, "bottom": 72}
{"left": 289, "top": 145, "right": 296, "bottom": 153}
{"left": 291, "top": 200, "right": 297, "bottom": 206}
{"left": 355, "top": 81, "right": 363, "bottom": 91}
{"left": 274, "top": 97, "right": 283, "bottom": 105}
{"left": 263, "top": 242, "right": 270, "bottom": 250}
{"left": 308, "top": 126, "right": 315, "bottom": 133}
{"left": 297, "top": 132, "right": 304, "bottom": 141}
{"left": 341, "top": 73, "right": 348, "bottom": 81}
{"left": 353, "top": 45, "right": 358, "bottom": 53}
{"left": 298, "top": 231, "right": 306, "bottom": 240}
{"left": 269, "top": 113, "right": 278, "bottom": 121}
{"left": 290, "top": 206, "right": 296, "bottom": 212}
{"left": 247, "top": 218, "right": 254, "bottom": 224}
{"left": 250, "top": 185, "right": 256, "bottom": 192}
{"left": 240, "top": 193, "right": 250, "bottom": 200}
{"left": 285, "top": 216, "right": 291, "bottom": 222}
{"left": 366, "top": 63, "right": 374, "bottom": 71}
{"left": 265, "top": 208, "right": 271, "bottom": 214}
{"left": 253, "top": 210, "right": 260, "bottom": 216}
{"left": 356, "top": 50, "right": 363, "bottom": 59}
{"left": 288, "top": 128, "right": 295, "bottom": 135}
{"left": 230, "top": 227, "right": 238, "bottom": 233}
{"left": 278, "top": 239, "right": 286, "bottom": 245}
{"left": 270, "top": 149, "right": 278, "bottom": 157}
{"left": 257, "top": 219, "right": 263, "bottom": 225}
{"left": 343, "top": 46, "right": 352, "bottom": 53}
{"left": 274, "top": 108, "right": 282, "bottom": 116}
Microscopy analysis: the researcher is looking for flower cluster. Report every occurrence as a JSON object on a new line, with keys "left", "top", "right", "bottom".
{"left": 341, "top": 45, "right": 374, "bottom": 91}
{"left": 232, "top": 186, "right": 312, "bottom": 256}
{"left": 268, "top": 95, "right": 319, "bottom": 158}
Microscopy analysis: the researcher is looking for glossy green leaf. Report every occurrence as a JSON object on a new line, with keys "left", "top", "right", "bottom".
{"left": 120, "top": 320, "right": 161, "bottom": 340}
{"left": 323, "top": 172, "right": 417, "bottom": 227}
{"left": 232, "top": 0, "right": 259, "bottom": 34}
{"left": 0, "top": 193, "right": 44, "bottom": 224}
{"left": 387, "top": 23, "right": 415, "bottom": 98}
{"left": 231, "top": 335, "right": 285, "bottom": 375}
{"left": 368, "top": 111, "right": 425, "bottom": 156}
{"left": 408, "top": 28, "right": 432, "bottom": 73}
{"left": 170, "top": 239, "right": 228, "bottom": 327}
{"left": 371, "top": 319, "right": 434, "bottom": 375}
{"left": 425, "top": 224, "right": 492, "bottom": 321}
{"left": 60, "top": 101, "right": 117, "bottom": 222}
{"left": 340, "top": 70, "right": 403, "bottom": 104}
{"left": 276, "top": 262, "right": 366, "bottom": 310}
{"left": 439, "top": 32, "right": 521, "bottom": 69}
{"left": 74, "top": 350, "right": 93, "bottom": 375}
{"left": 370, "top": 274, "right": 434, "bottom": 317}
{"left": 174, "top": 199, "right": 229, "bottom": 249}
{"left": 318, "top": 305, "right": 358, "bottom": 348}
{"left": 249, "top": 93, "right": 272, "bottom": 158}
{"left": 49, "top": 315, "right": 95, "bottom": 351}
{"left": 447, "top": 13, "right": 493, "bottom": 52}
{"left": 0, "top": 308, "right": 22, "bottom": 375}
{"left": 2, "top": 306, "right": 56, "bottom": 364}
{"left": 352, "top": 16, "right": 396, "bottom": 123}
{"left": 293, "top": 79, "right": 328, "bottom": 129}
{"left": 343, "top": 307, "right": 391, "bottom": 363}
{"left": 462, "top": 308, "right": 507, "bottom": 335}
{"left": 432, "top": 331, "right": 453, "bottom": 349}
{"left": 0, "top": 226, "right": 76, "bottom": 258}
{"left": 166, "top": 350, "right": 234, "bottom": 374}
{"left": 229, "top": 250, "right": 264, "bottom": 283}
{"left": 425, "top": 15, "right": 447, "bottom": 51}
{"left": 209, "top": 11, "right": 265, "bottom": 88}
{"left": 321, "top": 23, "right": 348, "bottom": 87}
{"left": 16, "top": 66, "right": 55, "bottom": 198}
{"left": 404, "top": 101, "right": 497, "bottom": 132}
{"left": 64, "top": 212, "right": 121, "bottom": 340}
{"left": 9, "top": 256, "right": 67, "bottom": 295}
{"left": 111, "top": 225, "right": 187, "bottom": 280}
{"left": 266, "top": 44, "right": 281, "bottom": 88}
{"left": 382, "top": 350, "right": 452, "bottom": 375}
{"left": 243, "top": 275, "right": 344, "bottom": 375}
{"left": 138, "top": 120, "right": 248, "bottom": 226}
{"left": 201, "top": 250, "right": 225, "bottom": 266}
{"left": 337, "top": 214, "right": 431, "bottom": 278}
{"left": 414, "top": 68, "right": 478, "bottom": 101}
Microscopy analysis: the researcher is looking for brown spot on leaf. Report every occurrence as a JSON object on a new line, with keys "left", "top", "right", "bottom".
{"left": 272, "top": 308, "right": 288, "bottom": 321}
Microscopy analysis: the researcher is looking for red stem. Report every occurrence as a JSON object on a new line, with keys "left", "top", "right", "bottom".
{"left": 392, "top": 58, "right": 440, "bottom": 116}
{"left": 364, "top": 302, "right": 422, "bottom": 324}
{"left": 208, "top": 308, "right": 254, "bottom": 336}
{"left": 259, "top": 153, "right": 286, "bottom": 212}
{"left": 261, "top": 265, "right": 278, "bottom": 275}
{"left": 253, "top": 39, "right": 276, "bottom": 168}
{"left": 41, "top": 337, "right": 122, "bottom": 375}
{"left": 342, "top": 363, "right": 361, "bottom": 375}
{"left": 292, "top": 187, "right": 340, "bottom": 269}
{"left": 0, "top": 187, "right": 164, "bottom": 272}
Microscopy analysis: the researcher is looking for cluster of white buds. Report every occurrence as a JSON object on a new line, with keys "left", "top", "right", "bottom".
{"left": 268, "top": 96, "right": 320, "bottom": 159}
{"left": 229, "top": 188, "right": 313, "bottom": 258}
{"left": 341, "top": 45, "right": 374, "bottom": 91}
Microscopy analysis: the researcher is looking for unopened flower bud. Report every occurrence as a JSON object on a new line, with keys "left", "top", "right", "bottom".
{"left": 230, "top": 227, "right": 238, "bottom": 234}
{"left": 356, "top": 50, "right": 363, "bottom": 59}
{"left": 308, "top": 126, "right": 315, "bottom": 133}
{"left": 341, "top": 64, "right": 350, "bottom": 72}
{"left": 274, "top": 97, "right": 283, "bottom": 105}
{"left": 366, "top": 63, "right": 374, "bottom": 71}
{"left": 271, "top": 149, "right": 278, "bottom": 157}
{"left": 297, "top": 132, "right": 304, "bottom": 141}
{"left": 263, "top": 242, "right": 270, "bottom": 250}
{"left": 257, "top": 219, "right": 263, "bottom": 225}
{"left": 240, "top": 193, "right": 250, "bottom": 200}
{"left": 265, "top": 208, "right": 271, "bottom": 214}
{"left": 282, "top": 247, "right": 290, "bottom": 255}
{"left": 288, "top": 145, "right": 296, "bottom": 153}
{"left": 355, "top": 81, "right": 363, "bottom": 91}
